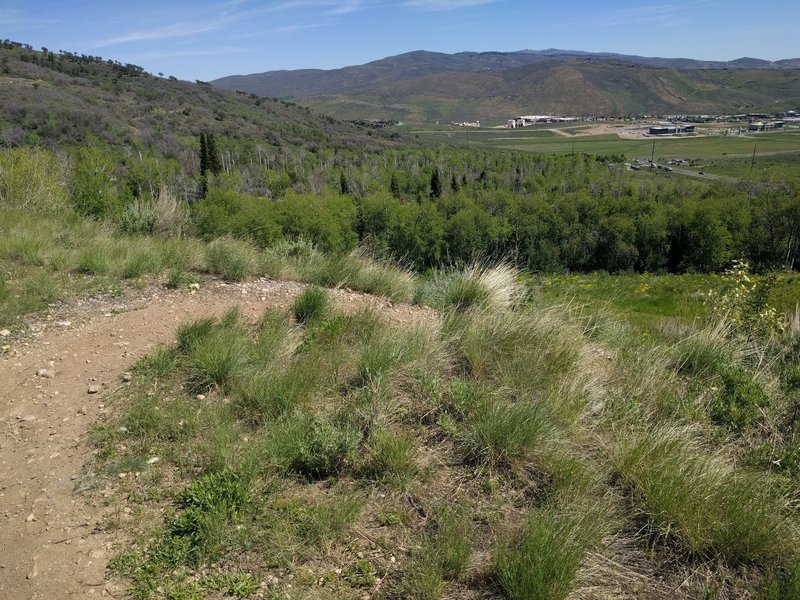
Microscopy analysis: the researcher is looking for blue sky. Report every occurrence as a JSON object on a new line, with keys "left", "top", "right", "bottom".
{"left": 4, "top": 0, "right": 798, "bottom": 81}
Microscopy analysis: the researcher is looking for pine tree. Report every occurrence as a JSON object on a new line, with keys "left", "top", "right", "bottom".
{"left": 390, "top": 173, "right": 400, "bottom": 198}
{"left": 340, "top": 172, "right": 350, "bottom": 195}
{"left": 430, "top": 168, "right": 442, "bottom": 199}
{"left": 206, "top": 132, "right": 222, "bottom": 176}
{"left": 450, "top": 173, "right": 460, "bottom": 193}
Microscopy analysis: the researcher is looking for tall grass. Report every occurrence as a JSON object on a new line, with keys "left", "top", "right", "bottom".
{"left": 614, "top": 427, "right": 798, "bottom": 565}
{"left": 427, "top": 262, "right": 525, "bottom": 312}
{"left": 494, "top": 508, "right": 603, "bottom": 600}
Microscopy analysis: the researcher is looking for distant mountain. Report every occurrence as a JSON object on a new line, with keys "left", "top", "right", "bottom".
{"left": 212, "top": 50, "right": 800, "bottom": 123}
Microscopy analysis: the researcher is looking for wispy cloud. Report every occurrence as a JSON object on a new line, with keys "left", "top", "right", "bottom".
{"left": 267, "top": 0, "right": 367, "bottom": 16}
{"left": 126, "top": 46, "right": 247, "bottom": 61}
{"left": 241, "top": 21, "right": 327, "bottom": 38}
{"left": 595, "top": 3, "right": 695, "bottom": 28}
{"left": 88, "top": 20, "right": 228, "bottom": 49}
{"left": 402, "top": 0, "right": 500, "bottom": 10}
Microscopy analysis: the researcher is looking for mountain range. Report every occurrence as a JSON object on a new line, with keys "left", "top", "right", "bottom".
{"left": 212, "top": 50, "right": 800, "bottom": 123}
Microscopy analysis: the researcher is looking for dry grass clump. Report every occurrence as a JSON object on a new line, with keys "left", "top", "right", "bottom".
{"left": 613, "top": 426, "right": 799, "bottom": 566}
{"left": 427, "top": 262, "right": 526, "bottom": 313}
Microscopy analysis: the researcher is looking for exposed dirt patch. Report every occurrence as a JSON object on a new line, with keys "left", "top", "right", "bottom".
{"left": 0, "top": 278, "right": 436, "bottom": 598}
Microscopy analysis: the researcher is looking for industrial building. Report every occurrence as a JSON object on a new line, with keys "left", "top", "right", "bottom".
{"left": 648, "top": 124, "right": 696, "bottom": 135}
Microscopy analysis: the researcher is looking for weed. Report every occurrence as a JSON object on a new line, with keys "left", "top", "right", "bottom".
{"left": 710, "top": 364, "right": 769, "bottom": 432}
{"left": 264, "top": 413, "right": 362, "bottom": 479}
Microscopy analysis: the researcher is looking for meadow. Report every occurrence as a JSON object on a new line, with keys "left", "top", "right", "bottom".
{"left": 408, "top": 124, "right": 800, "bottom": 177}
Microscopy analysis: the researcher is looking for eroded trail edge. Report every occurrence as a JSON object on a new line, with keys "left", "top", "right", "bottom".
{"left": 0, "top": 278, "right": 435, "bottom": 599}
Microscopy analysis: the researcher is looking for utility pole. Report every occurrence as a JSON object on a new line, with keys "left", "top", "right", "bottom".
{"left": 650, "top": 138, "right": 656, "bottom": 168}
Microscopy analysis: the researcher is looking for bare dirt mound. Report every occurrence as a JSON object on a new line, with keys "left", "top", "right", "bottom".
{"left": 0, "top": 278, "right": 436, "bottom": 599}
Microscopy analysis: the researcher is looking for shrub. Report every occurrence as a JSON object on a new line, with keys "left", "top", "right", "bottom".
{"left": 706, "top": 259, "right": 782, "bottom": 340}
{"left": 0, "top": 147, "right": 67, "bottom": 211}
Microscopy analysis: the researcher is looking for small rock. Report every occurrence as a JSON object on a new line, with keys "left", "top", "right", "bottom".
{"left": 56, "top": 320, "right": 71, "bottom": 327}
{"left": 26, "top": 513, "right": 36, "bottom": 523}
{"left": 36, "top": 369, "right": 56, "bottom": 379}
{"left": 189, "top": 283, "right": 200, "bottom": 290}
{"left": 0, "top": 329, "right": 10, "bottom": 337}
{"left": 77, "top": 406, "right": 87, "bottom": 415}
{"left": 87, "top": 385, "right": 100, "bottom": 394}
{"left": 147, "top": 456, "right": 160, "bottom": 465}
{"left": 196, "top": 394, "right": 206, "bottom": 401}
{"left": 122, "top": 372, "right": 132, "bottom": 382}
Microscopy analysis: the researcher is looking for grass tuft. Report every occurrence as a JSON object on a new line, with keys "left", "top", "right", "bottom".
{"left": 292, "top": 285, "right": 329, "bottom": 324}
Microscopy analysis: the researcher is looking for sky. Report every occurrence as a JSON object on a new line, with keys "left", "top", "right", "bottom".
{"left": 3, "top": 0, "right": 799, "bottom": 81}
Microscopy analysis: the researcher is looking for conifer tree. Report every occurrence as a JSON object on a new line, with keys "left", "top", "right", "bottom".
{"left": 451, "top": 173, "right": 460, "bottom": 193}
{"left": 390, "top": 173, "right": 400, "bottom": 198}
{"left": 430, "top": 168, "right": 442, "bottom": 199}
{"left": 340, "top": 172, "right": 350, "bottom": 195}
{"left": 206, "top": 132, "right": 222, "bottom": 176}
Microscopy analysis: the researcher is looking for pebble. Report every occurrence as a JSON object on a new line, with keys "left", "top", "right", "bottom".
{"left": 87, "top": 385, "right": 100, "bottom": 394}
{"left": 36, "top": 369, "right": 56, "bottom": 379}
{"left": 0, "top": 329, "right": 10, "bottom": 337}
{"left": 26, "top": 513, "right": 36, "bottom": 522}
{"left": 122, "top": 372, "right": 132, "bottom": 382}
{"left": 196, "top": 394, "right": 206, "bottom": 401}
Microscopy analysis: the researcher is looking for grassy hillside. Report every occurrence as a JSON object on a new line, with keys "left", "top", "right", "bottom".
{"left": 87, "top": 265, "right": 800, "bottom": 599}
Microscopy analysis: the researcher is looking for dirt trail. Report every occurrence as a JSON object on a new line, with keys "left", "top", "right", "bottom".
{"left": 0, "top": 278, "right": 435, "bottom": 599}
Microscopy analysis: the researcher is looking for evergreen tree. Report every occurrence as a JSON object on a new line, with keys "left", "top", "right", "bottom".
{"left": 340, "top": 172, "right": 351, "bottom": 195}
{"left": 451, "top": 173, "right": 460, "bottom": 193}
{"left": 206, "top": 132, "right": 222, "bottom": 176}
{"left": 430, "top": 168, "right": 442, "bottom": 199}
{"left": 390, "top": 173, "right": 401, "bottom": 199}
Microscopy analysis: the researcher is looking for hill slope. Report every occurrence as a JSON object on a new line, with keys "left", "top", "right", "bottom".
{"left": 0, "top": 41, "right": 399, "bottom": 153}
{"left": 212, "top": 50, "right": 800, "bottom": 122}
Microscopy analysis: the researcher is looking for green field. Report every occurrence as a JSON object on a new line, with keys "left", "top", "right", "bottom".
{"left": 410, "top": 125, "right": 800, "bottom": 176}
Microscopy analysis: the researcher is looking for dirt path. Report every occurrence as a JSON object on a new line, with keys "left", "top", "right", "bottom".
{"left": 0, "top": 278, "right": 435, "bottom": 599}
